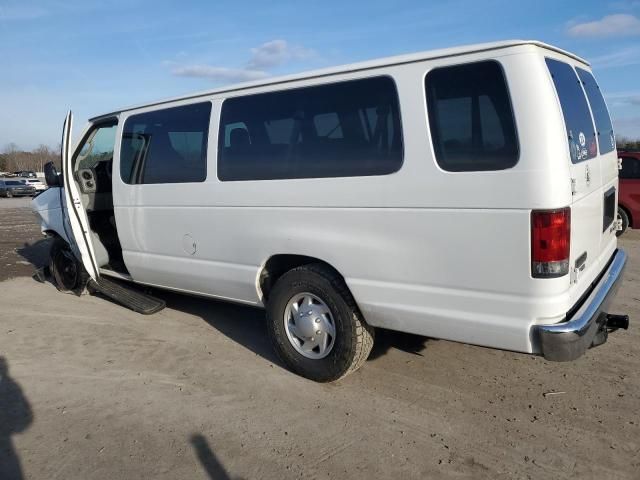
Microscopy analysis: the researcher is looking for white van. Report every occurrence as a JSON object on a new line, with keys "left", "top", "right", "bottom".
{"left": 33, "top": 40, "right": 628, "bottom": 381}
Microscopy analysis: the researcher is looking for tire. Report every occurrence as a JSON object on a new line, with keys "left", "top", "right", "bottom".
{"left": 617, "top": 207, "right": 629, "bottom": 237}
{"left": 49, "top": 237, "right": 89, "bottom": 294}
{"left": 6, "top": 190, "right": 12, "bottom": 198}
{"left": 266, "top": 263, "right": 374, "bottom": 382}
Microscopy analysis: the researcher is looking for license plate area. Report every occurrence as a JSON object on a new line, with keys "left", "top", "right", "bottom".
{"left": 603, "top": 187, "right": 616, "bottom": 232}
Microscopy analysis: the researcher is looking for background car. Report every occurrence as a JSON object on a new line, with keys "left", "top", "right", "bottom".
{"left": 0, "top": 179, "right": 37, "bottom": 197}
{"left": 21, "top": 178, "right": 47, "bottom": 193}
{"left": 13, "top": 170, "right": 37, "bottom": 178}
{"left": 618, "top": 151, "right": 640, "bottom": 236}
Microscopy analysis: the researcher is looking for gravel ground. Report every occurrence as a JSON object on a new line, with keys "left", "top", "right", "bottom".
{"left": 0, "top": 202, "right": 638, "bottom": 479}
{"left": 0, "top": 197, "right": 51, "bottom": 281}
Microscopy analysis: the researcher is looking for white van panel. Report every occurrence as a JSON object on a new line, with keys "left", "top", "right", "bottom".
{"left": 106, "top": 43, "right": 616, "bottom": 356}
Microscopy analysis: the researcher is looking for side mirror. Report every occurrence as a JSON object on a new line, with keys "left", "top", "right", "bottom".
{"left": 44, "top": 162, "right": 61, "bottom": 187}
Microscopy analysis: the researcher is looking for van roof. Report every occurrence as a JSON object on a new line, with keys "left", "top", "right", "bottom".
{"left": 91, "top": 40, "right": 588, "bottom": 121}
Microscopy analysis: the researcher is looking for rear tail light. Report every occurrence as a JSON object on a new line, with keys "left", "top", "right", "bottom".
{"left": 531, "top": 208, "right": 570, "bottom": 278}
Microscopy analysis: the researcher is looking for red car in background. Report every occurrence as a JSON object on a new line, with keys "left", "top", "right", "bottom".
{"left": 618, "top": 151, "right": 640, "bottom": 236}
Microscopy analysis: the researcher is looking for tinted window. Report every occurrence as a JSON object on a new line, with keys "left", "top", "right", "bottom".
{"left": 121, "top": 102, "right": 211, "bottom": 184}
{"left": 620, "top": 157, "right": 640, "bottom": 179}
{"left": 217, "top": 77, "right": 403, "bottom": 181}
{"left": 425, "top": 61, "right": 518, "bottom": 172}
{"left": 546, "top": 59, "right": 597, "bottom": 163}
{"left": 576, "top": 68, "right": 615, "bottom": 155}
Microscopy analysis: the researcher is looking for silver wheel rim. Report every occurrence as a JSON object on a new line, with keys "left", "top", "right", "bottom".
{"left": 283, "top": 292, "right": 336, "bottom": 359}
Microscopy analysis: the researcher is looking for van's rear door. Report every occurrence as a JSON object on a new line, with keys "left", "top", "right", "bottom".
{"left": 545, "top": 58, "right": 618, "bottom": 300}
{"left": 61, "top": 111, "right": 99, "bottom": 280}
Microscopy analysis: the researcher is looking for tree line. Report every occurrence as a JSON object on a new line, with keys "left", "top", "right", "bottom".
{"left": 616, "top": 137, "right": 640, "bottom": 152}
{"left": 0, "top": 143, "right": 61, "bottom": 173}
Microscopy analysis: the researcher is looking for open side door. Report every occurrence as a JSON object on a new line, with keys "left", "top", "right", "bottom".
{"left": 61, "top": 111, "right": 99, "bottom": 280}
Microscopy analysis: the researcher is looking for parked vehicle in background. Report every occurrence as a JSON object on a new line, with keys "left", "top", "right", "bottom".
{"left": 21, "top": 178, "right": 47, "bottom": 193}
{"left": 32, "top": 40, "right": 629, "bottom": 382}
{"left": 617, "top": 151, "right": 640, "bottom": 236}
{"left": 13, "top": 171, "right": 37, "bottom": 178}
{"left": 0, "top": 179, "right": 36, "bottom": 197}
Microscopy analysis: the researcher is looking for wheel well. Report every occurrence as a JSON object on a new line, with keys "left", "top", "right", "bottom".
{"left": 619, "top": 204, "right": 633, "bottom": 227}
{"left": 259, "top": 254, "right": 344, "bottom": 302}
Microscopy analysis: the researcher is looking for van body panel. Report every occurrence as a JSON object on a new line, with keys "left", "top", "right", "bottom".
{"left": 57, "top": 40, "right": 623, "bottom": 359}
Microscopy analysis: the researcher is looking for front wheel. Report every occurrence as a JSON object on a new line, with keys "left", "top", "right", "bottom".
{"left": 617, "top": 207, "right": 629, "bottom": 237}
{"left": 266, "top": 264, "right": 374, "bottom": 382}
{"left": 6, "top": 190, "right": 12, "bottom": 198}
{"left": 49, "top": 237, "right": 89, "bottom": 294}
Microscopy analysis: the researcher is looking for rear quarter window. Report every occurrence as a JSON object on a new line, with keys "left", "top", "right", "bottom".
{"left": 425, "top": 61, "right": 519, "bottom": 172}
{"left": 545, "top": 58, "right": 597, "bottom": 163}
{"left": 576, "top": 68, "right": 615, "bottom": 155}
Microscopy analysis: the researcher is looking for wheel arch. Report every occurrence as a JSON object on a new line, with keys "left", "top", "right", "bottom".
{"left": 257, "top": 254, "right": 348, "bottom": 304}
{"left": 619, "top": 203, "right": 633, "bottom": 228}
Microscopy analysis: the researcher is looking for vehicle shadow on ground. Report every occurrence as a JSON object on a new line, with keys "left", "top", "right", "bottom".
{"left": 15, "top": 238, "right": 51, "bottom": 267}
{"left": 15, "top": 238, "right": 54, "bottom": 285}
{"left": 160, "top": 291, "right": 431, "bottom": 366}
{"left": 161, "top": 292, "right": 282, "bottom": 365}
{"left": 190, "top": 434, "right": 244, "bottom": 480}
{"left": 368, "top": 329, "right": 433, "bottom": 360}
{"left": 0, "top": 357, "right": 33, "bottom": 480}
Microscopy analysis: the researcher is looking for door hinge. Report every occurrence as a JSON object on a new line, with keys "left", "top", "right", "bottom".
{"left": 571, "top": 178, "right": 577, "bottom": 195}
{"left": 618, "top": 158, "right": 623, "bottom": 170}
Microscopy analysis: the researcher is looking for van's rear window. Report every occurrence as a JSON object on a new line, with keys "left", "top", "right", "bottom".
{"left": 545, "top": 58, "right": 597, "bottom": 163}
{"left": 425, "top": 61, "right": 519, "bottom": 171}
{"left": 576, "top": 68, "right": 615, "bottom": 155}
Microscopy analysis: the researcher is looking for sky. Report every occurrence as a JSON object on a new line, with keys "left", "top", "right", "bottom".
{"left": 1, "top": 0, "right": 639, "bottom": 150}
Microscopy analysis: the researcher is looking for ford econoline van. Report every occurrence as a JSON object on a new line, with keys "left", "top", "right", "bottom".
{"left": 33, "top": 40, "right": 628, "bottom": 382}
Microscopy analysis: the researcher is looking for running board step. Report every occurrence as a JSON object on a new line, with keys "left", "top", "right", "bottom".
{"left": 88, "top": 277, "right": 165, "bottom": 315}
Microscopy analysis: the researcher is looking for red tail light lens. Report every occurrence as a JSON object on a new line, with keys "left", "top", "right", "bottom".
{"left": 531, "top": 208, "right": 570, "bottom": 278}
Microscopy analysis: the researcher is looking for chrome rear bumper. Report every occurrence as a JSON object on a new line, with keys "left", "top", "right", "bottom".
{"left": 536, "top": 249, "right": 628, "bottom": 362}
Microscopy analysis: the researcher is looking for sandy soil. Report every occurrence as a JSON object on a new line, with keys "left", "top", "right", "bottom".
{"left": 0, "top": 203, "right": 638, "bottom": 479}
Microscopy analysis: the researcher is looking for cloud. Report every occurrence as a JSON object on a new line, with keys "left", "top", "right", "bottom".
{"left": 590, "top": 46, "right": 640, "bottom": 68}
{"left": 171, "top": 65, "right": 269, "bottom": 83}
{"left": 607, "top": 92, "right": 640, "bottom": 106}
{"left": 247, "top": 39, "right": 314, "bottom": 70}
{"left": 567, "top": 14, "right": 640, "bottom": 37}
{"left": 0, "top": 5, "right": 48, "bottom": 20}
{"left": 169, "top": 39, "right": 315, "bottom": 84}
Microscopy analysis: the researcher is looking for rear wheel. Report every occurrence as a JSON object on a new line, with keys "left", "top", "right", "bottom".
{"left": 266, "top": 264, "right": 374, "bottom": 382}
{"left": 617, "top": 207, "right": 629, "bottom": 237}
{"left": 49, "top": 237, "right": 89, "bottom": 293}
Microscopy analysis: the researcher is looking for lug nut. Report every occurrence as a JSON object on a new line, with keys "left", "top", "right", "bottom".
{"left": 316, "top": 330, "right": 321, "bottom": 335}
{"left": 314, "top": 318, "right": 320, "bottom": 323}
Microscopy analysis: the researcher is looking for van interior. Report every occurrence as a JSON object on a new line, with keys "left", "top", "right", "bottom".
{"left": 73, "top": 121, "right": 127, "bottom": 275}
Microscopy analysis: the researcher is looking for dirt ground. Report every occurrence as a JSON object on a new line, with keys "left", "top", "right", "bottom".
{"left": 0, "top": 200, "right": 639, "bottom": 479}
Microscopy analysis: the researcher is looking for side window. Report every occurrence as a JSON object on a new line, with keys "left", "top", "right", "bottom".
{"left": 576, "top": 68, "right": 615, "bottom": 155}
{"left": 75, "top": 124, "right": 117, "bottom": 170}
{"left": 425, "top": 61, "right": 519, "bottom": 172}
{"left": 545, "top": 58, "right": 597, "bottom": 163}
{"left": 217, "top": 76, "right": 403, "bottom": 181}
{"left": 620, "top": 157, "right": 640, "bottom": 179}
{"left": 120, "top": 102, "right": 211, "bottom": 185}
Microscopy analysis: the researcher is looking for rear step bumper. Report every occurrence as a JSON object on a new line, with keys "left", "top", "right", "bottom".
{"left": 536, "top": 249, "right": 628, "bottom": 362}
